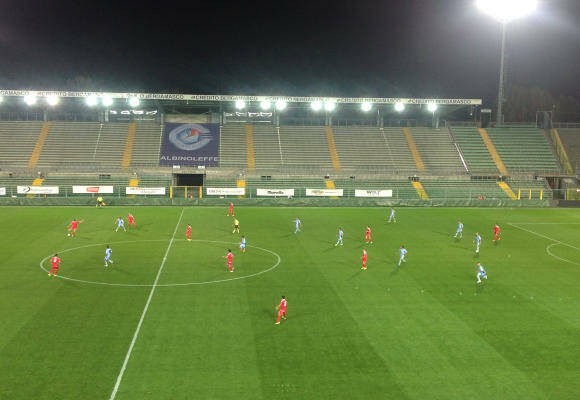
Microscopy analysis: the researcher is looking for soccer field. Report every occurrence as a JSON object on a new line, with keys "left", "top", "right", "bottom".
{"left": 0, "top": 206, "right": 579, "bottom": 400}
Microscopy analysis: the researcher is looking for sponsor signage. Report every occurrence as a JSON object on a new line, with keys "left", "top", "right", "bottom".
{"left": 0, "top": 187, "right": 5, "bottom": 196}
{"left": 0, "top": 90, "right": 483, "bottom": 105}
{"left": 159, "top": 123, "right": 220, "bottom": 167}
{"left": 256, "top": 188, "right": 295, "bottom": 197}
{"left": 17, "top": 186, "right": 59, "bottom": 195}
{"left": 72, "top": 186, "right": 114, "bottom": 194}
{"left": 306, "top": 188, "right": 344, "bottom": 197}
{"left": 125, "top": 187, "right": 166, "bottom": 195}
{"left": 206, "top": 187, "right": 245, "bottom": 196}
{"left": 355, "top": 189, "right": 393, "bottom": 198}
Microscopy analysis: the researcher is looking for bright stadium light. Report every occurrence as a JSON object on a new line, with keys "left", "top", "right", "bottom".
{"left": 24, "top": 95, "right": 37, "bottom": 106}
{"left": 46, "top": 95, "right": 59, "bottom": 106}
{"left": 324, "top": 101, "right": 336, "bottom": 112}
{"left": 235, "top": 100, "right": 246, "bottom": 109}
{"left": 361, "top": 102, "right": 372, "bottom": 112}
{"left": 476, "top": 0, "right": 537, "bottom": 23}
{"left": 85, "top": 95, "right": 98, "bottom": 107}
{"left": 0, "top": 95, "right": 3, "bottom": 104}
{"left": 394, "top": 102, "right": 405, "bottom": 112}
{"left": 129, "top": 97, "right": 140, "bottom": 107}
{"left": 477, "top": 0, "right": 537, "bottom": 125}
{"left": 101, "top": 95, "right": 113, "bottom": 107}
{"left": 275, "top": 100, "right": 287, "bottom": 111}
{"left": 311, "top": 100, "right": 322, "bottom": 111}
{"left": 427, "top": 103, "right": 438, "bottom": 112}
{"left": 260, "top": 100, "right": 271, "bottom": 110}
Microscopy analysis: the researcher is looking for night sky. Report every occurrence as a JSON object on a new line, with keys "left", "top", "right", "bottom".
{"left": 1, "top": 0, "right": 579, "bottom": 101}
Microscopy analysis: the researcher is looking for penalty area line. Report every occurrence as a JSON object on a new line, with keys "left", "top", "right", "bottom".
{"left": 508, "top": 223, "right": 580, "bottom": 252}
{"left": 109, "top": 207, "right": 184, "bottom": 400}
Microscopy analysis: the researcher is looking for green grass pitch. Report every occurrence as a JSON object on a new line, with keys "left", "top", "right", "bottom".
{"left": 0, "top": 206, "right": 579, "bottom": 400}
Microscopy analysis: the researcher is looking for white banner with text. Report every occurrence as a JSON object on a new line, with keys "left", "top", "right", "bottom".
{"left": 72, "top": 185, "right": 114, "bottom": 194}
{"left": 306, "top": 188, "right": 344, "bottom": 197}
{"left": 17, "top": 186, "right": 59, "bottom": 195}
{"left": 256, "top": 188, "right": 295, "bottom": 197}
{"left": 206, "top": 187, "right": 245, "bottom": 196}
{"left": 125, "top": 187, "right": 166, "bottom": 195}
{"left": 355, "top": 189, "right": 393, "bottom": 198}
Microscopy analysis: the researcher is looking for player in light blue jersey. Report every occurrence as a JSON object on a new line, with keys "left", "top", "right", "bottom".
{"left": 388, "top": 208, "right": 396, "bottom": 223}
{"left": 474, "top": 232, "right": 482, "bottom": 254}
{"left": 476, "top": 262, "right": 487, "bottom": 283}
{"left": 335, "top": 227, "right": 344, "bottom": 246}
{"left": 398, "top": 245, "right": 407, "bottom": 266}
{"left": 294, "top": 217, "right": 302, "bottom": 234}
{"left": 239, "top": 236, "right": 246, "bottom": 254}
{"left": 104, "top": 245, "right": 114, "bottom": 267}
{"left": 115, "top": 217, "right": 126, "bottom": 232}
{"left": 454, "top": 220, "right": 463, "bottom": 238}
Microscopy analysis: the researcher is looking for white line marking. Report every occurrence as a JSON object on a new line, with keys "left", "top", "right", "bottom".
{"left": 507, "top": 222, "right": 580, "bottom": 225}
{"left": 39, "top": 239, "right": 281, "bottom": 287}
{"left": 507, "top": 223, "right": 580, "bottom": 251}
{"left": 546, "top": 243, "right": 580, "bottom": 266}
{"left": 109, "top": 208, "right": 184, "bottom": 400}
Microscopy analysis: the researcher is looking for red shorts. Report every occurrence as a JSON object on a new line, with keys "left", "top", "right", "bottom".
{"left": 365, "top": 234, "right": 371, "bottom": 239}
{"left": 51, "top": 265, "right": 59, "bottom": 271}
{"left": 227, "top": 262, "right": 232, "bottom": 267}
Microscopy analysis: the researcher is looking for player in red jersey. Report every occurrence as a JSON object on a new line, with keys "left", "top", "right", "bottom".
{"left": 364, "top": 225, "right": 373, "bottom": 244}
{"left": 68, "top": 218, "right": 84, "bottom": 237}
{"left": 49, "top": 254, "right": 60, "bottom": 277}
{"left": 127, "top": 213, "right": 137, "bottom": 228}
{"left": 186, "top": 224, "right": 192, "bottom": 241}
{"left": 275, "top": 296, "right": 287, "bottom": 325}
{"left": 223, "top": 249, "right": 234, "bottom": 272}
{"left": 361, "top": 249, "right": 368, "bottom": 270}
{"left": 492, "top": 224, "right": 501, "bottom": 242}
{"left": 226, "top": 202, "right": 234, "bottom": 216}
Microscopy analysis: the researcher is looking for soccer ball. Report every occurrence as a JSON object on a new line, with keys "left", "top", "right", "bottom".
{"left": 67, "top": 233, "right": 71, "bottom": 237}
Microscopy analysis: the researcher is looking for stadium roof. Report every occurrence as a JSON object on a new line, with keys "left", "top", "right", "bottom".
{"left": 0, "top": 89, "right": 482, "bottom": 105}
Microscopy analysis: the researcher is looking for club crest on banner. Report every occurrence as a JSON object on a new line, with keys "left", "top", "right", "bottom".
{"left": 169, "top": 124, "right": 213, "bottom": 151}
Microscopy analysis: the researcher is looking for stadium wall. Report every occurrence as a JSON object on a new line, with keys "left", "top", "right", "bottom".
{"left": 0, "top": 197, "right": 551, "bottom": 207}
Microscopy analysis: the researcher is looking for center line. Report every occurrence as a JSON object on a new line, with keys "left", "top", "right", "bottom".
{"left": 109, "top": 207, "right": 184, "bottom": 400}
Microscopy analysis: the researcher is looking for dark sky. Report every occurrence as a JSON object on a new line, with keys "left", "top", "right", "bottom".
{"left": 1, "top": 0, "right": 579, "bottom": 102}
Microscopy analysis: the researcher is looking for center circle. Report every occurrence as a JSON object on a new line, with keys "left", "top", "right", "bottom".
{"left": 39, "top": 239, "right": 281, "bottom": 287}
{"left": 546, "top": 243, "right": 580, "bottom": 266}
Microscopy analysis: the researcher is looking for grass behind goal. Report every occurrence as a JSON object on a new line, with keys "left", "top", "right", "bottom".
{"left": 0, "top": 206, "right": 578, "bottom": 400}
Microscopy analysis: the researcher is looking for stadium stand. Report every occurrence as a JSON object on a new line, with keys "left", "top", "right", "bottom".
{"left": 410, "top": 128, "right": 465, "bottom": 173}
{"left": 555, "top": 129, "right": 580, "bottom": 172}
{"left": 219, "top": 124, "right": 247, "bottom": 169}
{"left": 449, "top": 126, "right": 498, "bottom": 173}
{"left": 421, "top": 178, "right": 510, "bottom": 200}
{"left": 278, "top": 126, "right": 334, "bottom": 170}
{"left": 36, "top": 122, "right": 103, "bottom": 168}
{"left": 485, "top": 126, "right": 560, "bottom": 173}
{"left": 130, "top": 123, "right": 163, "bottom": 168}
{"left": 252, "top": 125, "right": 283, "bottom": 170}
{"left": 0, "top": 121, "right": 45, "bottom": 168}
{"left": 332, "top": 126, "right": 416, "bottom": 172}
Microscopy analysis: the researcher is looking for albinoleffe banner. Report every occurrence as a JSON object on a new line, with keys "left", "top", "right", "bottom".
{"left": 159, "top": 123, "right": 220, "bottom": 167}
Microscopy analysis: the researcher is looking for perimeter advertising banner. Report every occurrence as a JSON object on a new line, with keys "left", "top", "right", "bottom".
{"left": 72, "top": 186, "right": 114, "bottom": 194}
{"left": 355, "top": 189, "right": 393, "bottom": 198}
{"left": 257, "top": 188, "right": 295, "bottom": 197}
{"left": 0, "top": 187, "right": 6, "bottom": 195}
{"left": 206, "top": 188, "right": 245, "bottom": 196}
{"left": 159, "top": 123, "right": 220, "bottom": 167}
{"left": 306, "top": 188, "right": 344, "bottom": 197}
{"left": 17, "top": 186, "right": 59, "bottom": 195}
{"left": 125, "top": 187, "right": 166, "bottom": 195}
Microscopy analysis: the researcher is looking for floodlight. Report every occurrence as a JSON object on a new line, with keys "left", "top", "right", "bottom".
{"left": 235, "top": 100, "right": 246, "bottom": 109}
{"left": 102, "top": 95, "right": 113, "bottom": 107}
{"left": 260, "top": 100, "right": 271, "bottom": 110}
{"left": 311, "top": 101, "right": 322, "bottom": 111}
{"left": 46, "top": 95, "right": 59, "bottom": 106}
{"left": 361, "top": 102, "right": 372, "bottom": 112}
{"left": 24, "top": 95, "right": 37, "bottom": 106}
{"left": 394, "top": 102, "right": 405, "bottom": 112}
{"left": 427, "top": 103, "right": 438, "bottom": 112}
{"left": 129, "top": 97, "right": 140, "bottom": 107}
{"left": 0, "top": 96, "right": 3, "bottom": 104}
{"left": 275, "top": 100, "right": 287, "bottom": 111}
{"left": 324, "top": 101, "right": 336, "bottom": 112}
{"left": 85, "top": 95, "right": 98, "bottom": 107}
{"left": 476, "top": 0, "right": 537, "bottom": 23}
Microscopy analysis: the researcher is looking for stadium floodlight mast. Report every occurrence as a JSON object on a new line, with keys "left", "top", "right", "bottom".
{"left": 275, "top": 100, "right": 287, "bottom": 111}
{"left": 85, "top": 95, "right": 98, "bottom": 107}
{"left": 311, "top": 100, "right": 322, "bottom": 111}
{"left": 394, "top": 102, "right": 405, "bottom": 112}
{"left": 361, "top": 102, "right": 372, "bottom": 112}
{"left": 234, "top": 100, "right": 246, "bottom": 110}
{"left": 46, "top": 95, "right": 59, "bottom": 106}
{"left": 101, "top": 95, "right": 113, "bottom": 107}
{"left": 324, "top": 101, "right": 336, "bottom": 112}
{"left": 23, "top": 95, "right": 37, "bottom": 106}
{"left": 476, "top": 0, "right": 537, "bottom": 125}
{"left": 260, "top": 100, "right": 271, "bottom": 110}
{"left": 128, "top": 97, "right": 140, "bottom": 107}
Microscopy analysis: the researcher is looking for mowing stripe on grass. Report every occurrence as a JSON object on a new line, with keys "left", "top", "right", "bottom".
{"left": 109, "top": 208, "right": 184, "bottom": 400}
{"left": 508, "top": 223, "right": 580, "bottom": 251}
